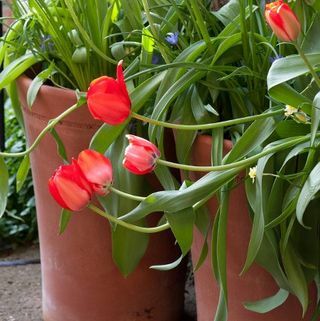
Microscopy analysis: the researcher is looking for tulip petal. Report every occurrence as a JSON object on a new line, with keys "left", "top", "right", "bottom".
{"left": 126, "top": 134, "right": 161, "bottom": 156}
{"left": 87, "top": 92, "right": 131, "bottom": 125}
{"left": 54, "top": 175, "right": 91, "bottom": 211}
{"left": 78, "top": 150, "right": 113, "bottom": 194}
{"left": 48, "top": 176, "right": 70, "bottom": 210}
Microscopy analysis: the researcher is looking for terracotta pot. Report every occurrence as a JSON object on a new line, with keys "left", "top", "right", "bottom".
{"left": 17, "top": 76, "right": 185, "bottom": 321}
{"left": 190, "top": 135, "right": 316, "bottom": 321}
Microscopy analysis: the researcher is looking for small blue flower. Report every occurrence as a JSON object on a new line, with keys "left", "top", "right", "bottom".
{"left": 165, "top": 32, "right": 179, "bottom": 46}
{"left": 152, "top": 53, "right": 161, "bottom": 64}
{"left": 269, "top": 54, "right": 283, "bottom": 63}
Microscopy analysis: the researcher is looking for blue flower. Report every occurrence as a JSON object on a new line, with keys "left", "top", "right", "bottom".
{"left": 165, "top": 32, "right": 179, "bottom": 46}
{"left": 269, "top": 54, "right": 283, "bottom": 63}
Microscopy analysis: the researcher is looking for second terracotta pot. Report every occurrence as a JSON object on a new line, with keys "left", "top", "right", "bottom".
{"left": 190, "top": 135, "right": 315, "bottom": 321}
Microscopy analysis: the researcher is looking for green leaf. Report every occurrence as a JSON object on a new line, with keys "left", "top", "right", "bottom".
{"left": 50, "top": 128, "right": 68, "bottom": 163}
{"left": 275, "top": 120, "right": 310, "bottom": 139}
{"left": 211, "top": 0, "right": 240, "bottom": 26}
{"left": 225, "top": 116, "right": 277, "bottom": 163}
{"left": 27, "top": 63, "right": 56, "bottom": 108}
{"left": 119, "top": 167, "right": 240, "bottom": 224}
{"left": 302, "top": 14, "right": 320, "bottom": 54}
{"left": 0, "top": 53, "right": 40, "bottom": 89}
{"left": 244, "top": 289, "right": 289, "bottom": 313}
{"left": 282, "top": 244, "right": 309, "bottom": 316}
{"left": 215, "top": 187, "right": 230, "bottom": 303}
{"left": 211, "top": 33, "right": 242, "bottom": 65}
{"left": 59, "top": 209, "right": 72, "bottom": 234}
{"left": 112, "top": 225, "right": 149, "bottom": 277}
{"left": 150, "top": 254, "right": 184, "bottom": 271}
{"left": 241, "top": 153, "right": 273, "bottom": 274}
{"left": 296, "top": 162, "right": 320, "bottom": 227}
{"left": 268, "top": 53, "right": 320, "bottom": 91}
{"left": 101, "top": 133, "right": 150, "bottom": 276}
{"left": 269, "top": 83, "right": 312, "bottom": 114}
{"left": 90, "top": 123, "right": 127, "bottom": 154}
{"left": 311, "top": 91, "right": 320, "bottom": 146}
{"left": 214, "top": 288, "right": 228, "bottom": 321}
{"left": 165, "top": 207, "right": 195, "bottom": 256}
{"left": 193, "top": 237, "right": 208, "bottom": 272}
{"left": 0, "top": 157, "right": 9, "bottom": 217}
{"left": 16, "top": 155, "right": 30, "bottom": 192}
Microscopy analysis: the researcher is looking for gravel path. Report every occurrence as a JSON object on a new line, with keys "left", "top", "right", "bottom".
{"left": 0, "top": 246, "right": 196, "bottom": 321}
{"left": 0, "top": 245, "right": 42, "bottom": 321}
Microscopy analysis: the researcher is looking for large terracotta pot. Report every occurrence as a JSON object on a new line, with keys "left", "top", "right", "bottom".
{"left": 17, "top": 76, "right": 185, "bottom": 321}
{"left": 190, "top": 135, "right": 316, "bottom": 321}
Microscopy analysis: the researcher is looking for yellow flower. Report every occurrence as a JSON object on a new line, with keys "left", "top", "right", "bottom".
{"left": 249, "top": 166, "right": 257, "bottom": 183}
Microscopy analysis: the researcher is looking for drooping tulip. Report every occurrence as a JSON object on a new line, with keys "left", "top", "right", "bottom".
{"left": 77, "top": 149, "right": 113, "bottom": 195}
{"left": 265, "top": 1, "right": 301, "bottom": 42}
{"left": 48, "top": 161, "right": 93, "bottom": 211}
{"left": 86, "top": 60, "right": 131, "bottom": 125}
{"left": 123, "top": 134, "right": 161, "bottom": 175}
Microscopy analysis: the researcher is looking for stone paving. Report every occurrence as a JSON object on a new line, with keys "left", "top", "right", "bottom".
{"left": 0, "top": 245, "right": 196, "bottom": 321}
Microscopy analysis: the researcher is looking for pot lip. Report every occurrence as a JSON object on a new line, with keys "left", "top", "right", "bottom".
{"left": 17, "top": 74, "right": 78, "bottom": 99}
{"left": 17, "top": 75, "right": 102, "bottom": 129}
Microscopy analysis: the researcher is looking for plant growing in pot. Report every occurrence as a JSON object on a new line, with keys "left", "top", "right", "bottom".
{"left": 1, "top": 1, "right": 320, "bottom": 321}
{"left": 129, "top": 1, "right": 320, "bottom": 321}
{"left": 0, "top": 1, "right": 187, "bottom": 320}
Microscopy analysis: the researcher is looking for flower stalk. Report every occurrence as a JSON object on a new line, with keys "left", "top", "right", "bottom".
{"left": 0, "top": 101, "right": 84, "bottom": 158}
{"left": 88, "top": 204, "right": 169, "bottom": 234}
{"left": 131, "top": 109, "right": 283, "bottom": 130}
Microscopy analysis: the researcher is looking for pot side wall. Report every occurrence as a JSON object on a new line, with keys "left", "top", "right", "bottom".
{"left": 190, "top": 135, "right": 316, "bottom": 321}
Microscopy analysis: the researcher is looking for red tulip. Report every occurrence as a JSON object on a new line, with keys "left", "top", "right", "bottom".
{"left": 265, "top": 1, "right": 301, "bottom": 42}
{"left": 87, "top": 60, "right": 131, "bottom": 125}
{"left": 48, "top": 161, "right": 93, "bottom": 211}
{"left": 123, "top": 135, "right": 161, "bottom": 175}
{"left": 77, "top": 149, "right": 113, "bottom": 195}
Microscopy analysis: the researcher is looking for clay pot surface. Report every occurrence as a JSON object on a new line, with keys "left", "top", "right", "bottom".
{"left": 190, "top": 135, "right": 316, "bottom": 321}
{"left": 17, "top": 76, "right": 185, "bottom": 321}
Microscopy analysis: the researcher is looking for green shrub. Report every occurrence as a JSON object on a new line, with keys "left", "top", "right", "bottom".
{"left": 0, "top": 100, "right": 37, "bottom": 250}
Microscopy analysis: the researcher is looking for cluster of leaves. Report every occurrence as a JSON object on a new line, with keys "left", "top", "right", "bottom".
{"left": 0, "top": 100, "right": 36, "bottom": 250}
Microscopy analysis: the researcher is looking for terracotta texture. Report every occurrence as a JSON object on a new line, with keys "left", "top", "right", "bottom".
{"left": 190, "top": 135, "right": 316, "bottom": 321}
{"left": 17, "top": 76, "right": 185, "bottom": 321}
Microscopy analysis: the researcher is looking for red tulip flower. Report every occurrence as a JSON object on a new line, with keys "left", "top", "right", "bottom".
{"left": 123, "top": 135, "right": 161, "bottom": 175}
{"left": 265, "top": 1, "right": 301, "bottom": 42}
{"left": 87, "top": 60, "right": 131, "bottom": 125}
{"left": 48, "top": 161, "right": 93, "bottom": 211}
{"left": 77, "top": 149, "right": 113, "bottom": 195}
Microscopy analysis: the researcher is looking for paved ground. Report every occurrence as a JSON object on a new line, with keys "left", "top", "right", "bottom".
{"left": 0, "top": 245, "right": 196, "bottom": 321}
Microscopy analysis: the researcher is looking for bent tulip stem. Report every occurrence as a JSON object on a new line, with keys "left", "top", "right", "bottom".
{"left": 0, "top": 102, "right": 84, "bottom": 158}
{"left": 109, "top": 186, "right": 146, "bottom": 202}
{"left": 156, "top": 135, "right": 308, "bottom": 172}
{"left": 131, "top": 109, "right": 283, "bottom": 131}
{"left": 295, "top": 43, "right": 320, "bottom": 90}
{"left": 88, "top": 204, "right": 170, "bottom": 234}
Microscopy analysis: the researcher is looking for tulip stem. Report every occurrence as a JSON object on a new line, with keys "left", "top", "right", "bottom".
{"left": 88, "top": 204, "right": 170, "bottom": 234}
{"left": 156, "top": 135, "right": 307, "bottom": 172}
{"left": 0, "top": 101, "right": 85, "bottom": 158}
{"left": 295, "top": 43, "right": 320, "bottom": 89}
{"left": 109, "top": 186, "right": 145, "bottom": 202}
{"left": 131, "top": 109, "right": 283, "bottom": 130}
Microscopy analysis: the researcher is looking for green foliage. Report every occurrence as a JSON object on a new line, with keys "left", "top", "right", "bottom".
{"left": 0, "top": 101, "right": 36, "bottom": 250}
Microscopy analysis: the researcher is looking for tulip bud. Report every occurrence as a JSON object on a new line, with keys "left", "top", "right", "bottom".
{"left": 86, "top": 60, "right": 131, "bottom": 125}
{"left": 77, "top": 149, "right": 113, "bottom": 195}
{"left": 265, "top": 1, "right": 301, "bottom": 42}
{"left": 48, "top": 161, "right": 93, "bottom": 211}
{"left": 123, "top": 135, "right": 161, "bottom": 175}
